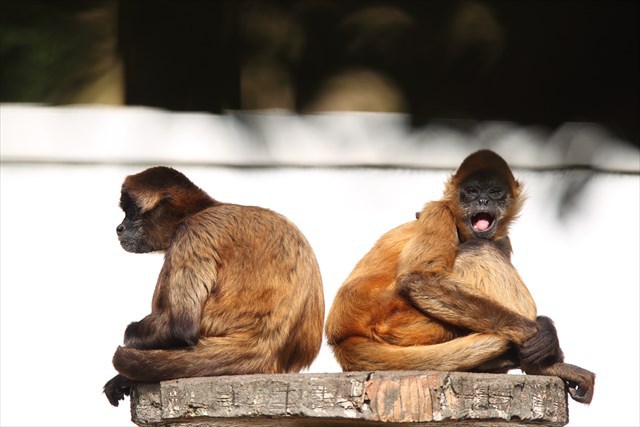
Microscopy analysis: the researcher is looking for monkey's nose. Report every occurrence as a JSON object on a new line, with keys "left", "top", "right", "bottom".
{"left": 116, "top": 224, "right": 125, "bottom": 235}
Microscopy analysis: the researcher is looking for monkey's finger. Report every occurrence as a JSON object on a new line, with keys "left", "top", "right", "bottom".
{"left": 555, "top": 364, "right": 595, "bottom": 405}
{"left": 103, "top": 374, "right": 132, "bottom": 406}
{"left": 520, "top": 345, "right": 553, "bottom": 366}
{"left": 567, "top": 381, "right": 594, "bottom": 404}
{"left": 103, "top": 388, "right": 123, "bottom": 407}
{"left": 523, "top": 332, "right": 559, "bottom": 348}
{"left": 520, "top": 335, "right": 559, "bottom": 360}
{"left": 520, "top": 340, "right": 547, "bottom": 360}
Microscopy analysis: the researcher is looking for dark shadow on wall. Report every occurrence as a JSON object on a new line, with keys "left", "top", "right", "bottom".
{"left": 1, "top": 0, "right": 638, "bottom": 145}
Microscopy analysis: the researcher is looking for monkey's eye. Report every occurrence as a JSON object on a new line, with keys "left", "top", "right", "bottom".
{"left": 489, "top": 189, "right": 505, "bottom": 199}
{"left": 464, "top": 187, "right": 479, "bottom": 197}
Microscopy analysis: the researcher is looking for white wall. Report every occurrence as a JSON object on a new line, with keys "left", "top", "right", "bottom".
{"left": 1, "top": 106, "right": 638, "bottom": 426}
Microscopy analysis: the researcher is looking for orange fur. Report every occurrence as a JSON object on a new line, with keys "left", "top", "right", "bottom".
{"left": 325, "top": 203, "right": 535, "bottom": 372}
{"left": 325, "top": 150, "right": 594, "bottom": 404}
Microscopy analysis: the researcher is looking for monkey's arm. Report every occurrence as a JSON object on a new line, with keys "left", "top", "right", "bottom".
{"left": 124, "top": 309, "right": 200, "bottom": 349}
{"left": 396, "top": 238, "right": 540, "bottom": 345}
{"left": 398, "top": 272, "right": 538, "bottom": 345}
{"left": 124, "top": 229, "right": 217, "bottom": 350}
{"left": 397, "top": 268, "right": 594, "bottom": 402}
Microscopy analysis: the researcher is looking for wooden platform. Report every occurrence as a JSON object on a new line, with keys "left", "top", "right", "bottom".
{"left": 130, "top": 371, "right": 568, "bottom": 426}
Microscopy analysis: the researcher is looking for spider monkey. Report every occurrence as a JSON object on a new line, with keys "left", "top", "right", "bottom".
{"left": 103, "top": 166, "right": 324, "bottom": 406}
{"left": 325, "top": 150, "right": 595, "bottom": 404}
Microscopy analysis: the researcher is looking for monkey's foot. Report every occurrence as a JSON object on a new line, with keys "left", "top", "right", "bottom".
{"left": 103, "top": 374, "right": 133, "bottom": 407}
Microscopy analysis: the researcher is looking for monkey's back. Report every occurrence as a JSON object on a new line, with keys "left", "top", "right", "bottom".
{"left": 182, "top": 203, "right": 324, "bottom": 372}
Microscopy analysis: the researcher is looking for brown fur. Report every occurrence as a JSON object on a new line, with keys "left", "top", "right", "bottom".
{"left": 325, "top": 150, "right": 594, "bottom": 404}
{"left": 104, "top": 167, "right": 324, "bottom": 405}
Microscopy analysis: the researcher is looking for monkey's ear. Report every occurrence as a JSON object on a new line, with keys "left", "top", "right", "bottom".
{"left": 135, "top": 191, "right": 165, "bottom": 213}
{"left": 138, "top": 191, "right": 176, "bottom": 212}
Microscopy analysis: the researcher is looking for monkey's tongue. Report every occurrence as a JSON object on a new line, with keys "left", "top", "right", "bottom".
{"left": 473, "top": 213, "right": 493, "bottom": 231}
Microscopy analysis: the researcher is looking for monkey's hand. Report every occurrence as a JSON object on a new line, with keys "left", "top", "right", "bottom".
{"left": 542, "top": 362, "right": 596, "bottom": 404}
{"left": 562, "top": 364, "right": 596, "bottom": 404}
{"left": 124, "top": 316, "right": 199, "bottom": 349}
{"left": 520, "top": 315, "right": 564, "bottom": 370}
{"left": 123, "top": 320, "right": 149, "bottom": 349}
{"left": 103, "top": 374, "right": 133, "bottom": 407}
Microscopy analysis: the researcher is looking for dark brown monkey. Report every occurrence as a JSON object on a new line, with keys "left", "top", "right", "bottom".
{"left": 103, "top": 167, "right": 324, "bottom": 406}
{"left": 325, "top": 150, "right": 594, "bottom": 404}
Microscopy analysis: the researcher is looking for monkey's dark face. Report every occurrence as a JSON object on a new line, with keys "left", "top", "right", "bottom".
{"left": 458, "top": 170, "right": 511, "bottom": 240}
{"left": 116, "top": 214, "right": 153, "bottom": 253}
{"left": 117, "top": 191, "right": 177, "bottom": 253}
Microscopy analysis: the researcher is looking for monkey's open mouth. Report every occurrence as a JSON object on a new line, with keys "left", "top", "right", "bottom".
{"left": 472, "top": 213, "right": 495, "bottom": 232}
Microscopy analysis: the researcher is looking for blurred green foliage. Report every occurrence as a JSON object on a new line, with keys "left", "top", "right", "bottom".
{"left": 0, "top": 0, "right": 117, "bottom": 103}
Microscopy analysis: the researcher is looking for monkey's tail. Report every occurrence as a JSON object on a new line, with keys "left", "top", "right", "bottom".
{"left": 112, "top": 339, "right": 274, "bottom": 383}
{"left": 332, "top": 334, "right": 511, "bottom": 372}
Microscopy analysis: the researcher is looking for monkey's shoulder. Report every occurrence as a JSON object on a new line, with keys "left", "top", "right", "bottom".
{"left": 372, "top": 220, "right": 423, "bottom": 250}
{"left": 190, "top": 203, "right": 290, "bottom": 224}
{"left": 349, "top": 221, "right": 419, "bottom": 273}
{"left": 174, "top": 203, "right": 303, "bottom": 244}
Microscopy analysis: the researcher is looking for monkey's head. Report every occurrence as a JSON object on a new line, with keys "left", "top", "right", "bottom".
{"left": 116, "top": 167, "right": 215, "bottom": 253}
{"left": 445, "top": 150, "right": 524, "bottom": 243}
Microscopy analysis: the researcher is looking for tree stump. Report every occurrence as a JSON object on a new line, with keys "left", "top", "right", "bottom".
{"left": 130, "top": 371, "right": 568, "bottom": 426}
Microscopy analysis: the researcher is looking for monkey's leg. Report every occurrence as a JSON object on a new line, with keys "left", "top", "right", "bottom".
{"left": 334, "top": 333, "right": 513, "bottom": 372}
{"left": 112, "top": 335, "right": 283, "bottom": 383}
{"left": 469, "top": 345, "right": 520, "bottom": 373}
